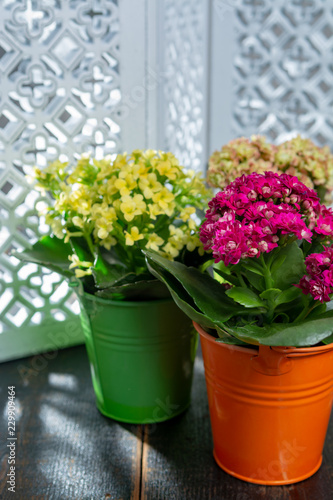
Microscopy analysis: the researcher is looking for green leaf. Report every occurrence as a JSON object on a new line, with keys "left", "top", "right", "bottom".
{"left": 70, "top": 236, "right": 93, "bottom": 263}
{"left": 303, "top": 240, "right": 324, "bottom": 257}
{"left": 270, "top": 242, "right": 305, "bottom": 290}
{"left": 213, "top": 260, "right": 241, "bottom": 285}
{"left": 146, "top": 258, "right": 216, "bottom": 330}
{"left": 92, "top": 248, "right": 129, "bottom": 289}
{"left": 241, "top": 261, "right": 264, "bottom": 276}
{"left": 96, "top": 277, "right": 169, "bottom": 301}
{"left": 308, "top": 303, "right": 327, "bottom": 319}
{"left": 223, "top": 312, "right": 333, "bottom": 346}
{"left": 270, "top": 252, "right": 286, "bottom": 275}
{"left": 260, "top": 288, "right": 282, "bottom": 302}
{"left": 273, "top": 313, "right": 290, "bottom": 323}
{"left": 275, "top": 286, "right": 302, "bottom": 306}
{"left": 145, "top": 251, "right": 246, "bottom": 324}
{"left": 226, "top": 287, "right": 266, "bottom": 308}
{"left": 322, "top": 333, "right": 333, "bottom": 345}
{"left": 12, "top": 235, "right": 74, "bottom": 278}
{"left": 213, "top": 267, "right": 240, "bottom": 286}
{"left": 215, "top": 327, "right": 253, "bottom": 347}
{"left": 244, "top": 270, "right": 265, "bottom": 292}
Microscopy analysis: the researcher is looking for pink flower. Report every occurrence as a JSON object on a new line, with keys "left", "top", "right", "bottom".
{"left": 296, "top": 247, "right": 333, "bottom": 303}
{"left": 200, "top": 171, "right": 332, "bottom": 266}
{"left": 308, "top": 281, "right": 331, "bottom": 303}
{"left": 305, "top": 253, "right": 325, "bottom": 276}
{"left": 212, "top": 223, "right": 249, "bottom": 265}
{"left": 315, "top": 209, "right": 333, "bottom": 237}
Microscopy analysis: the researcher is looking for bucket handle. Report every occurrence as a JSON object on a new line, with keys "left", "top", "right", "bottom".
{"left": 251, "top": 345, "right": 293, "bottom": 376}
{"left": 251, "top": 343, "right": 333, "bottom": 376}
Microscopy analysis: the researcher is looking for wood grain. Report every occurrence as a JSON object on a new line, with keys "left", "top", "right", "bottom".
{"left": 0, "top": 346, "right": 141, "bottom": 500}
{"left": 141, "top": 351, "right": 333, "bottom": 500}
{"left": 1, "top": 344, "right": 332, "bottom": 499}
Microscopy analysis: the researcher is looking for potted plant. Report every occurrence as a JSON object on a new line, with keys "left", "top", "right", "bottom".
{"left": 145, "top": 170, "right": 333, "bottom": 484}
{"left": 208, "top": 135, "right": 333, "bottom": 203}
{"left": 16, "top": 149, "right": 211, "bottom": 424}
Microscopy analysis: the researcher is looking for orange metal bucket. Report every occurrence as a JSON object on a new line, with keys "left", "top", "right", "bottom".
{"left": 194, "top": 322, "right": 333, "bottom": 485}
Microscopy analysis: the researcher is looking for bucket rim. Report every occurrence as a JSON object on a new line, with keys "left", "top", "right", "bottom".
{"left": 193, "top": 321, "right": 256, "bottom": 354}
{"left": 80, "top": 290, "right": 173, "bottom": 307}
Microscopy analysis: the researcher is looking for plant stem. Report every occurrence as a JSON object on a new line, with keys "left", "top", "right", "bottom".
{"left": 84, "top": 232, "right": 96, "bottom": 258}
{"left": 259, "top": 255, "right": 274, "bottom": 290}
{"left": 294, "top": 300, "right": 319, "bottom": 323}
{"left": 200, "top": 259, "right": 214, "bottom": 274}
{"left": 236, "top": 272, "right": 247, "bottom": 287}
{"left": 259, "top": 254, "right": 275, "bottom": 322}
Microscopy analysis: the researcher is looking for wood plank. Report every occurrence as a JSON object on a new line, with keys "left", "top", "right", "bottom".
{"left": 0, "top": 345, "right": 141, "bottom": 500}
{"left": 1, "top": 343, "right": 332, "bottom": 499}
{"left": 141, "top": 347, "right": 333, "bottom": 500}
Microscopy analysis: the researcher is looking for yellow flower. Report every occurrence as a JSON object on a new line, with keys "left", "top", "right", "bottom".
{"left": 131, "top": 161, "right": 149, "bottom": 180}
{"left": 161, "top": 224, "right": 190, "bottom": 258}
{"left": 152, "top": 188, "right": 175, "bottom": 215}
{"left": 120, "top": 194, "right": 146, "bottom": 221}
{"left": 95, "top": 217, "right": 114, "bottom": 239}
{"left": 102, "top": 235, "right": 117, "bottom": 250}
{"left": 125, "top": 226, "right": 144, "bottom": 246}
{"left": 163, "top": 241, "right": 181, "bottom": 258}
{"left": 187, "top": 218, "right": 197, "bottom": 230}
{"left": 30, "top": 149, "right": 212, "bottom": 269}
{"left": 91, "top": 203, "right": 117, "bottom": 222}
{"left": 113, "top": 152, "right": 129, "bottom": 169}
{"left": 148, "top": 203, "right": 163, "bottom": 220}
{"left": 72, "top": 216, "right": 85, "bottom": 228}
{"left": 75, "top": 268, "right": 93, "bottom": 278}
{"left": 179, "top": 206, "right": 196, "bottom": 222}
{"left": 145, "top": 233, "right": 164, "bottom": 251}
{"left": 154, "top": 154, "right": 180, "bottom": 180}
{"left": 101, "top": 175, "right": 118, "bottom": 197}
{"left": 139, "top": 173, "right": 162, "bottom": 199}
{"left": 49, "top": 219, "right": 64, "bottom": 239}
{"left": 142, "top": 149, "right": 158, "bottom": 160}
{"left": 183, "top": 234, "right": 201, "bottom": 252}
{"left": 169, "top": 224, "right": 184, "bottom": 239}
{"left": 33, "top": 167, "right": 47, "bottom": 180}
{"left": 65, "top": 187, "right": 92, "bottom": 215}
{"left": 68, "top": 254, "right": 93, "bottom": 270}
{"left": 64, "top": 231, "right": 84, "bottom": 243}
{"left": 114, "top": 173, "right": 137, "bottom": 196}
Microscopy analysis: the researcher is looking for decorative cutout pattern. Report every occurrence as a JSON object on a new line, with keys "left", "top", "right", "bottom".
{"left": 162, "top": 0, "right": 207, "bottom": 170}
{"left": 233, "top": 0, "right": 333, "bottom": 145}
{"left": 0, "top": 0, "right": 120, "bottom": 337}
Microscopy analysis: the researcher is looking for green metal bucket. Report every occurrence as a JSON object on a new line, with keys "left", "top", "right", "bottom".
{"left": 79, "top": 293, "right": 197, "bottom": 424}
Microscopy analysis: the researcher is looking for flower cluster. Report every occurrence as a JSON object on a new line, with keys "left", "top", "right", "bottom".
{"left": 32, "top": 150, "right": 211, "bottom": 277}
{"left": 207, "top": 135, "right": 333, "bottom": 203}
{"left": 275, "top": 136, "right": 333, "bottom": 202}
{"left": 207, "top": 136, "right": 277, "bottom": 189}
{"left": 200, "top": 171, "right": 333, "bottom": 266}
{"left": 296, "top": 247, "right": 333, "bottom": 302}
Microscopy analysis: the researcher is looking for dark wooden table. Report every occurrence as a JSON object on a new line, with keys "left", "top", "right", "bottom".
{"left": 1, "top": 344, "right": 332, "bottom": 500}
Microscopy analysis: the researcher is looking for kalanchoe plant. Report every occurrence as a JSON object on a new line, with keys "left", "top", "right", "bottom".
{"left": 208, "top": 135, "right": 333, "bottom": 204}
{"left": 207, "top": 136, "right": 278, "bottom": 189}
{"left": 145, "top": 171, "right": 333, "bottom": 347}
{"left": 16, "top": 150, "right": 211, "bottom": 300}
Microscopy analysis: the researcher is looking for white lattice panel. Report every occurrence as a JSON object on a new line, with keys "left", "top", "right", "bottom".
{"left": 0, "top": 0, "right": 210, "bottom": 361}
{"left": 160, "top": 0, "right": 210, "bottom": 170}
{"left": 0, "top": 0, "right": 121, "bottom": 360}
{"left": 233, "top": 0, "right": 333, "bottom": 146}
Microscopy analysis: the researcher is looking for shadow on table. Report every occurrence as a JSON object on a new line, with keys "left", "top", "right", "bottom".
{"left": 123, "top": 348, "right": 333, "bottom": 500}
{"left": 0, "top": 345, "right": 140, "bottom": 500}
